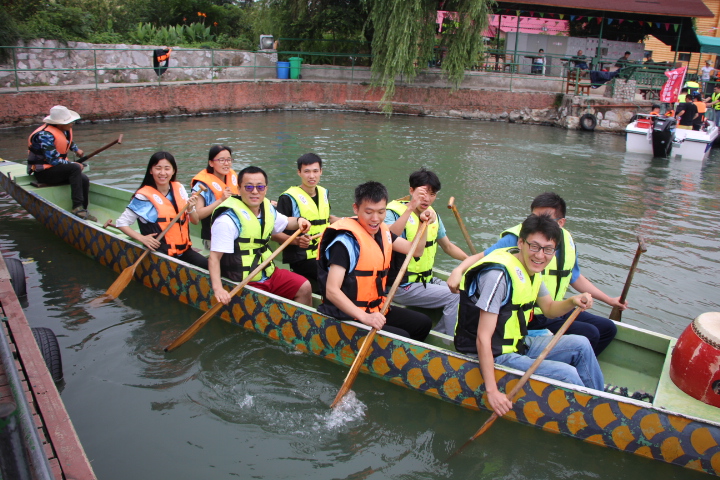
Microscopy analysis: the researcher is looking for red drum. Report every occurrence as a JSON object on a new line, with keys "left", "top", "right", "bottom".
{"left": 670, "top": 312, "right": 720, "bottom": 407}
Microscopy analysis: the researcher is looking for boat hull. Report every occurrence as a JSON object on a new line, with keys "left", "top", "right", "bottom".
{"left": 625, "top": 120, "right": 718, "bottom": 161}
{"left": 2, "top": 162, "right": 720, "bottom": 476}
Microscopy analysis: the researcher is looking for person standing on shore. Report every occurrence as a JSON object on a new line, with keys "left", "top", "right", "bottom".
{"left": 27, "top": 105, "right": 96, "bottom": 221}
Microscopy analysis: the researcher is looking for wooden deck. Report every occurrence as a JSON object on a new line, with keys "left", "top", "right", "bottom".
{"left": 0, "top": 254, "right": 96, "bottom": 480}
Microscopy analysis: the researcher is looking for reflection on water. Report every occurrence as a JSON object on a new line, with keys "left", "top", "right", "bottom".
{"left": 1, "top": 111, "right": 718, "bottom": 479}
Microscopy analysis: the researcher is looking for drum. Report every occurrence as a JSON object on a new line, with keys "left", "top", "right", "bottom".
{"left": 670, "top": 312, "right": 720, "bottom": 407}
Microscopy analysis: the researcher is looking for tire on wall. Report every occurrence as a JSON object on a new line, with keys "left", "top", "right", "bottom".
{"left": 5, "top": 257, "right": 26, "bottom": 298}
{"left": 31, "top": 327, "right": 63, "bottom": 383}
{"left": 579, "top": 113, "right": 597, "bottom": 131}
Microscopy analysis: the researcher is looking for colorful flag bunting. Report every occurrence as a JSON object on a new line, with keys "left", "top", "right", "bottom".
{"left": 619, "top": 19, "right": 624, "bottom": 25}
{"left": 674, "top": 24, "right": 679, "bottom": 32}
{"left": 608, "top": 19, "right": 613, "bottom": 25}
{"left": 665, "top": 23, "right": 670, "bottom": 31}
{"left": 560, "top": 14, "right": 565, "bottom": 19}
{"left": 570, "top": 15, "right": 575, "bottom": 21}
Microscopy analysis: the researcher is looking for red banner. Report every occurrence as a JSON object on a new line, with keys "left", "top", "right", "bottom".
{"left": 660, "top": 66, "right": 687, "bottom": 103}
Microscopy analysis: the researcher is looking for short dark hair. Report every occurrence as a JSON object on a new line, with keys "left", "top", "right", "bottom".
{"left": 408, "top": 168, "right": 441, "bottom": 192}
{"left": 651, "top": 104, "right": 661, "bottom": 110}
{"left": 530, "top": 192, "right": 566, "bottom": 219}
{"left": 354, "top": 181, "right": 388, "bottom": 206}
{"left": 238, "top": 166, "right": 268, "bottom": 184}
{"left": 625, "top": 51, "right": 631, "bottom": 55}
{"left": 297, "top": 153, "right": 322, "bottom": 170}
{"left": 519, "top": 214, "right": 562, "bottom": 246}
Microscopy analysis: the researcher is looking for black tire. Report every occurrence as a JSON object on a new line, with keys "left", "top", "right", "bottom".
{"left": 579, "top": 113, "right": 597, "bottom": 131}
{"left": 4, "top": 257, "right": 26, "bottom": 297}
{"left": 31, "top": 327, "right": 63, "bottom": 383}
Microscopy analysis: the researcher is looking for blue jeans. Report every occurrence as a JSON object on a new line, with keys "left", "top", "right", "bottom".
{"left": 494, "top": 334, "right": 604, "bottom": 390}
{"left": 530, "top": 310, "right": 617, "bottom": 356}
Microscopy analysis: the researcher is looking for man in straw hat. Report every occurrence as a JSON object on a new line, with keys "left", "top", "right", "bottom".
{"left": 28, "top": 105, "right": 96, "bottom": 221}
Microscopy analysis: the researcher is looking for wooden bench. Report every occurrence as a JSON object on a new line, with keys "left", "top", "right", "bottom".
{"left": 565, "top": 70, "right": 591, "bottom": 95}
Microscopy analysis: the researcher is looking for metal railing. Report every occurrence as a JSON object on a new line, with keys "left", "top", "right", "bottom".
{"left": 3, "top": 43, "right": 695, "bottom": 97}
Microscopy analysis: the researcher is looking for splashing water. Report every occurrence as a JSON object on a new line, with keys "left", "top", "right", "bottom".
{"left": 316, "top": 391, "right": 367, "bottom": 431}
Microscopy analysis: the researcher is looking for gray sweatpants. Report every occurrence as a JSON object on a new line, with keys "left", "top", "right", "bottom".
{"left": 392, "top": 277, "right": 459, "bottom": 335}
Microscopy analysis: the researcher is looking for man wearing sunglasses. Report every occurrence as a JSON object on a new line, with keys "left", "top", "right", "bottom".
{"left": 453, "top": 214, "right": 603, "bottom": 416}
{"left": 449, "top": 192, "right": 620, "bottom": 356}
{"left": 209, "top": 166, "right": 313, "bottom": 307}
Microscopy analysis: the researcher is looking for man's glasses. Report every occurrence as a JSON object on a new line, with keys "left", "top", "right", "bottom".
{"left": 243, "top": 185, "right": 267, "bottom": 192}
{"left": 527, "top": 242, "right": 557, "bottom": 255}
{"left": 214, "top": 157, "right": 233, "bottom": 164}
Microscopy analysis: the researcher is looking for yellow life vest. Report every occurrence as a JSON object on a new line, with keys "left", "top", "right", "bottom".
{"left": 501, "top": 224, "right": 576, "bottom": 310}
{"left": 280, "top": 185, "right": 331, "bottom": 262}
{"left": 386, "top": 200, "right": 439, "bottom": 284}
{"left": 211, "top": 197, "right": 276, "bottom": 282}
{"left": 455, "top": 247, "right": 542, "bottom": 356}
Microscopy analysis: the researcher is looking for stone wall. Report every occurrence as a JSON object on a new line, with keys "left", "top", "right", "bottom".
{"left": 0, "top": 39, "right": 277, "bottom": 88}
{"left": 0, "top": 81, "right": 561, "bottom": 128}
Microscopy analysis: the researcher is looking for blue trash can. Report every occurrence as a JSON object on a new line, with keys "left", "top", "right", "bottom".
{"left": 277, "top": 61, "right": 290, "bottom": 79}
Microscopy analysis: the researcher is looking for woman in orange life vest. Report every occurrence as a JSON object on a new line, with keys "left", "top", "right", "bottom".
{"left": 191, "top": 145, "right": 239, "bottom": 249}
{"left": 115, "top": 152, "right": 208, "bottom": 269}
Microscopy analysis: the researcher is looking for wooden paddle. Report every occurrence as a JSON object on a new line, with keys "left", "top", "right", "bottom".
{"left": 77, "top": 134, "right": 123, "bottom": 163}
{"left": 96, "top": 185, "right": 205, "bottom": 303}
{"left": 164, "top": 227, "right": 305, "bottom": 352}
{"left": 330, "top": 221, "right": 429, "bottom": 408}
{"left": 447, "top": 306, "right": 583, "bottom": 460}
{"left": 447, "top": 196, "right": 477, "bottom": 255}
{"left": 609, "top": 235, "right": 647, "bottom": 322}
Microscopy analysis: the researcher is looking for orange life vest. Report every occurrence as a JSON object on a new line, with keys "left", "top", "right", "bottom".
{"left": 136, "top": 182, "right": 191, "bottom": 256}
{"left": 317, "top": 218, "right": 393, "bottom": 318}
{"left": 27, "top": 124, "right": 72, "bottom": 171}
{"left": 191, "top": 169, "right": 240, "bottom": 240}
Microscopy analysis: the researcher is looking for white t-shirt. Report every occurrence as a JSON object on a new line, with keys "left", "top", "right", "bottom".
{"left": 210, "top": 210, "right": 289, "bottom": 253}
{"left": 702, "top": 66, "right": 715, "bottom": 81}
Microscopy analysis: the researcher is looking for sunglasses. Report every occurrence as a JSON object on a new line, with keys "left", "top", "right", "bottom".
{"left": 243, "top": 185, "right": 267, "bottom": 192}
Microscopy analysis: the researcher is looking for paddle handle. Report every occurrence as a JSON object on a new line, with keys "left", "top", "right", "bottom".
{"left": 330, "top": 221, "right": 429, "bottom": 408}
{"left": 447, "top": 197, "right": 477, "bottom": 255}
{"left": 164, "top": 228, "right": 305, "bottom": 352}
{"left": 609, "top": 235, "right": 647, "bottom": 321}
{"left": 78, "top": 134, "right": 123, "bottom": 162}
{"left": 471, "top": 307, "right": 583, "bottom": 440}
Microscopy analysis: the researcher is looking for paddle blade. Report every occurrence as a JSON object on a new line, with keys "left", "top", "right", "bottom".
{"left": 609, "top": 306, "right": 622, "bottom": 321}
{"left": 164, "top": 301, "right": 222, "bottom": 352}
{"left": 101, "top": 264, "right": 138, "bottom": 301}
{"left": 331, "top": 329, "right": 377, "bottom": 408}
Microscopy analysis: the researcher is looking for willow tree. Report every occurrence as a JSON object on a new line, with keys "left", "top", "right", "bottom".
{"left": 369, "top": 0, "right": 493, "bottom": 107}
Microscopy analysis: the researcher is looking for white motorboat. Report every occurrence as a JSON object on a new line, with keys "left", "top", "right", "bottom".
{"left": 625, "top": 114, "right": 718, "bottom": 161}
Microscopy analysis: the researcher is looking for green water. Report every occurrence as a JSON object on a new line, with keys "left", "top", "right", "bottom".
{"left": 1, "top": 111, "right": 719, "bottom": 479}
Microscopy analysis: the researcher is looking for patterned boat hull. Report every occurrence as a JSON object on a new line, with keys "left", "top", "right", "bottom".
{"left": 1, "top": 164, "right": 719, "bottom": 476}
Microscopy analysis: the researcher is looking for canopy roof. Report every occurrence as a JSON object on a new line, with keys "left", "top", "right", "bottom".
{"left": 698, "top": 35, "right": 720, "bottom": 55}
{"left": 496, "top": 0, "right": 712, "bottom": 17}
{"left": 496, "top": 1, "right": 712, "bottom": 51}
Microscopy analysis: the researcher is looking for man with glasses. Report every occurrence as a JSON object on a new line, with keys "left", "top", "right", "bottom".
{"left": 449, "top": 192, "right": 620, "bottom": 356}
{"left": 209, "top": 166, "right": 313, "bottom": 307}
{"left": 453, "top": 214, "right": 603, "bottom": 416}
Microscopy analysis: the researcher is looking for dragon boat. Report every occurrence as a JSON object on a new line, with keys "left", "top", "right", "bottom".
{"left": 1, "top": 158, "right": 719, "bottom": 476}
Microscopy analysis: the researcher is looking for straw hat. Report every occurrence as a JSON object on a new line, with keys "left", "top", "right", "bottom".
{"left": 43, "top": 105, "right": 80, "bottom": 125}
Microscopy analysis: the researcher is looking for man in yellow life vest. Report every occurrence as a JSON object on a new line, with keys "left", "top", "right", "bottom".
{"left": 704, "top": 84, "right": 720, "bottom": 123}
{"left": 27, "top": 105, "right": 96, "bottom": 221}
{"left": 209, "top": 166, "right": 313, "bottom": 307}
{"left": 453, "top": 214, "right": 603, "bottom": 416}
{"left": 449, "top": 192, "right": 621, "bottom": 356}
{"left": 385, "top": 169, "right": 468, "bottom": 335}
{"left": 317, "top": 181, "right": 432, "bottom": 341}
{"left": 274, "top": 153, "right": 340, "bottom": 284}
